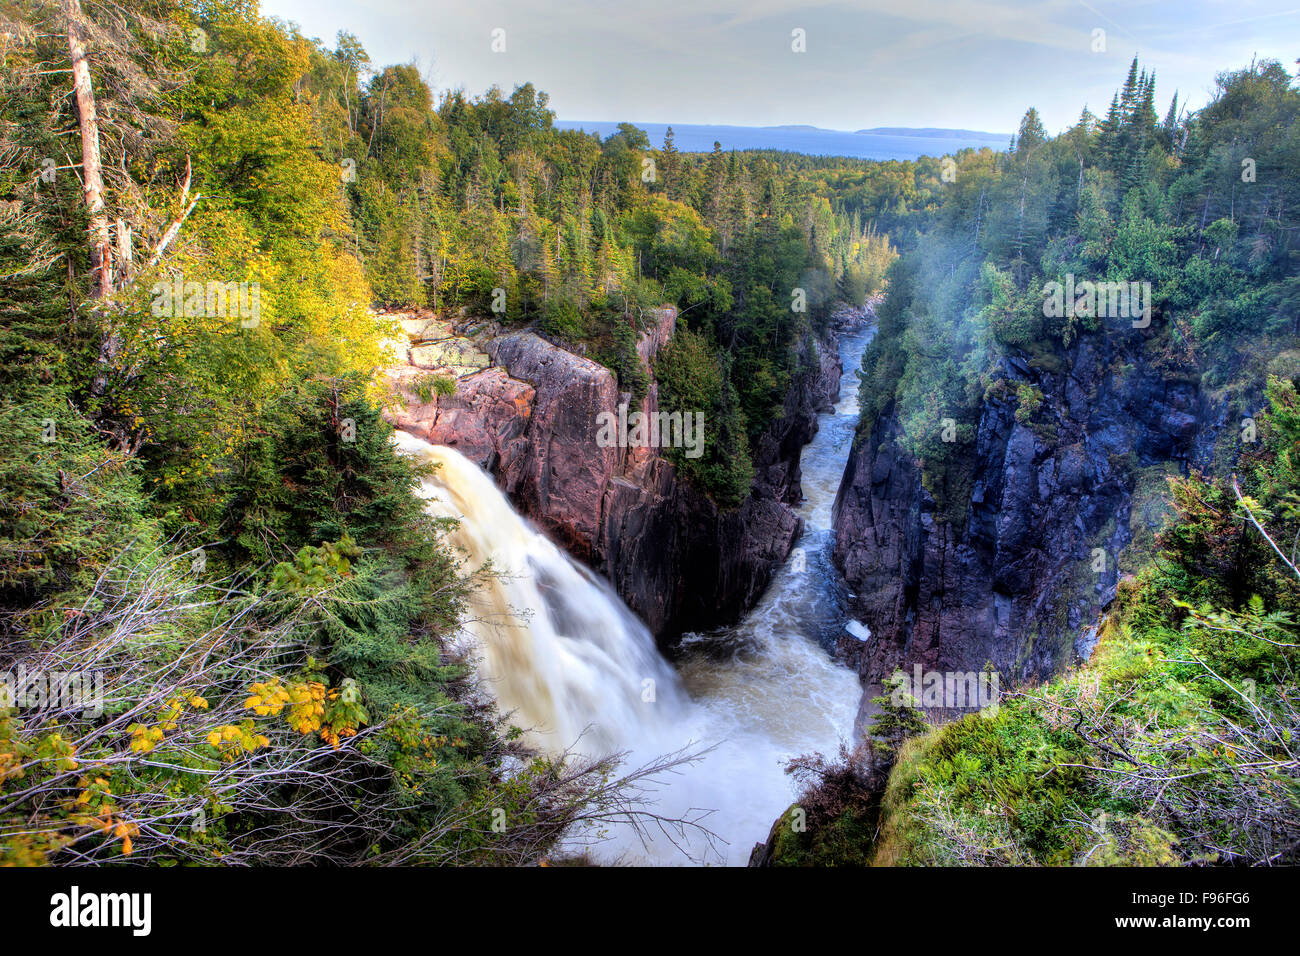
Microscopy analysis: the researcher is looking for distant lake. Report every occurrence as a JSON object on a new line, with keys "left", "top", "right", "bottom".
{"left": 554, "top": 121, "right": 1009, "bottom": 161}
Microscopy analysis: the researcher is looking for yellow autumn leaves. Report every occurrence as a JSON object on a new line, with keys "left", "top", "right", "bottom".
{"left": 244, "top": 677, "right": 360, "bottom": 748}
{"left": 69, "top": 774, "right": 136, "bottom": 857}
{"left": 246, "top": 678, "right": 326, "bottom": 734}
{"left": 128, "top": 724, "right": 165, "bottom": 754}
{"left": 2, "top": 675, "right": 368, "bottom": 862}
{"left": 128, "top": 694, "right": 210, "bottom": 754}
{"left": 244, "top": 679, "right": 296, "bottom": 719}
{"left": 202, "top": 677, "right": 332, "bottom": 760}
{"left": 206, "top": 721, "right": 271, "bottom": 761}
{"left": 122, "top": 677, "right": 360, "bottom": 767}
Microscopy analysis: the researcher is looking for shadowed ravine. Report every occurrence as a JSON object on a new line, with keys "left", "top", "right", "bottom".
{"left": 393, "top": 325, "right": 874, "bottom": 865}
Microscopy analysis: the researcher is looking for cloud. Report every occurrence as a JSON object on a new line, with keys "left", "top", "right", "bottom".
{"left": 260, "top": 0, "right": 1300, "bottom": 132}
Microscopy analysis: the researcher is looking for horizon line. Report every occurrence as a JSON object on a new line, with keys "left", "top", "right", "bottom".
{"left": 552, "top": 118, "right": 1014, "bottom": 138}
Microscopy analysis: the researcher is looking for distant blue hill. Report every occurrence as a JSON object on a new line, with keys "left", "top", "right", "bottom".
{"left": 856, "top": 127, "right": 1008, "bottom": 141}
{"left": 554, "top": 120, "right": 1010, "bottom": 161}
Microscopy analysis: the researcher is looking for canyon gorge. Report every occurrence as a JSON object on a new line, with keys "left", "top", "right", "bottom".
{"left": 381, "top": 304, "right": 873, "bottom": 862}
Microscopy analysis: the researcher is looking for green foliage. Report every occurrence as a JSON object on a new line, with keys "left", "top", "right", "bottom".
{"left": 540, "top": 296, "right": 587, "bottom": 342}
{"left": 980, "top": 261, "right": 1041, "bottom": 347}
{"left": 768, "top": 743, "right": 888, "bottom": 867}
{"left": 412, "top": 373, "right": 457, "bottom": 403}
{"left": 0, "top": 401, "right": 154, "bottom": 620}
{"left": 768, "top": 795, "right": 878, "bottom": 868}
{"left": 1013, "top": 382, "right": 1043, "bottom": 423}
{"left": 655, "top": 327, "right": 754, "bottom": 507}
{"left": 270, "top": 535, "right": 362, "bottom": 591}
{"left": 222, "top": 379, "right": 439, "bottom": 566}
{"left": 602, "top": 317, "right": 650, "bottom": 400}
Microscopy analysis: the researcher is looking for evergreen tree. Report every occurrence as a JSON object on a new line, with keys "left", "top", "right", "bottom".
{"left": 661, "top": 126, "right": 681, "bottom": 199}
{"left": 703, "top": 141, "right": 727, "bottom": 225}
{"left": 867, "top": 673, "right": 928, "bottom": 757}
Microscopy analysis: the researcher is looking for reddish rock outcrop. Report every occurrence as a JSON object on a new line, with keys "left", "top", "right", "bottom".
{"left": 487, "top": 332, "right": 621, "bottom": 559}
{"left": 386, "top": 366, "right": 535, "bottom": 481}
{"left": 383, "top": 305, "right": 843, "bottom": 639}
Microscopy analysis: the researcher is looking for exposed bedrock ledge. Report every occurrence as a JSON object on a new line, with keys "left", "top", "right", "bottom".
{"left": 832, "top": 327, "right": 1235, "bottom": 685}
{"left": 385, "top": 306, "right": 845, "bottom": 638}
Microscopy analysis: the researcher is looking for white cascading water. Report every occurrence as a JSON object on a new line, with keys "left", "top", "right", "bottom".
{"left": 392, "top": 429, "right": 689, "bottom": 755}
{"left": 392, "top": 325, "right": 873, "bottom": 865}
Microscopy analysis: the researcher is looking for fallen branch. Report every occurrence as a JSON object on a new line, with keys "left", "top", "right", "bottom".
{"left": 1232, "top": 475, "right": 1300, "bottom": 581}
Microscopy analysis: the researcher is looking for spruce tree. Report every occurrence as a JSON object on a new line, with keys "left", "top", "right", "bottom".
{"left": 661, "top": 126, "right": 680, "bottom": 200}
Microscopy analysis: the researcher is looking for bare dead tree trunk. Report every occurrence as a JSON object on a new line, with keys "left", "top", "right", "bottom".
{"left": 64, "top": 0, "right": 120, "bottom": 399}
{"left": 115, "top": 217, "right": 132, "bottom": 285}
{"left": 64, "top": 0, "right": 111, "bottom": 299}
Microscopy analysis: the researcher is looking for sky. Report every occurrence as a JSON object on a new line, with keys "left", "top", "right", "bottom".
{"left": 259, "top": 0, "right": 1300, "bottom": 136}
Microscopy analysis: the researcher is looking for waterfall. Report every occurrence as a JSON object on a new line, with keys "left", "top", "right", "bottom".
{"left": 390, "top": 325, "right": 871, "bottom": 863}
{"left": 392, "top": 430, "right": 687, "bottom": 756}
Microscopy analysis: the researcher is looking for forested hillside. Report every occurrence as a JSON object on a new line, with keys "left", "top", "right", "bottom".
{"left": 770, "top": 57, "right": 1300, "bottom": 866}
{"left": 856, "top": 57, "right": 1300, "bottom": 516}
{"left": 833, "top": 57, "right": 1300, "bottom": 683}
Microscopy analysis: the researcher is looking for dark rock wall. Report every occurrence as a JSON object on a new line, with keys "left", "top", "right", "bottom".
{"left": 833, "top": 327, "right": 1230, "bottom": 683}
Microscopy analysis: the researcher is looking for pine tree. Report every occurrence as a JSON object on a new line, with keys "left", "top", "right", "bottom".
{"left": 721, "top": 153, "right": 751, "bottom": 252}
{"left": 703, "top": 142, "right": 727, "bottom": 226}
{"left": 660, "top": 126, "right": 680, "bottom": 200}
{"left": 1137, "top": 71, "right": 1159, "bottom": 140}
{"left": 1160, "top": 92, "right": 1180, "bottom": 151}
{"left": 1014, "top": 107, "right": 1047, "bottom": 158}
{"left": 1075, "top": 105, "right": 1097, "bottom": 136}
{"left": 1098, "top": 93, "right": 1122, "bottom": 170}
{"left": 1119, "top": 56, "right": 1140, "bottom": 118}
{"left": 867, "top": 672, "right": 928, "bottom": 757}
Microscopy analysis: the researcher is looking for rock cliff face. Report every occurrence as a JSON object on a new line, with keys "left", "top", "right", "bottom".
{"left": 385, "top": 307, "right": 843, "bottom": 638}
{"left": 832, "top": 327, "right": 1232, "bottom": 683}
